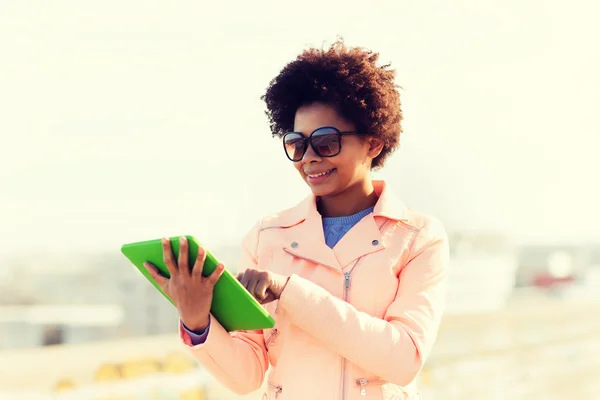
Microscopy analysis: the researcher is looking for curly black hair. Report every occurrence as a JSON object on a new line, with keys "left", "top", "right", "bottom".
{"left": 261, "top": 39, "right": 402, "bottom": 169}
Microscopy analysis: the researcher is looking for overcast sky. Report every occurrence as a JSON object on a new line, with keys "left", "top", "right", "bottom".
{"left": 1, "top": 0, "right": 599, "bottom": 259}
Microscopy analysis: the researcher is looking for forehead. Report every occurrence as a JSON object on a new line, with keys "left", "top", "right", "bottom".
{"left": 293, "top": 102, "right": 355, "bottom": 133}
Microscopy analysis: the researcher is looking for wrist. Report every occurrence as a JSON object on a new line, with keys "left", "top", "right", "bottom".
{"left": 182, "top": 315, "right": 210, "bottom": 333}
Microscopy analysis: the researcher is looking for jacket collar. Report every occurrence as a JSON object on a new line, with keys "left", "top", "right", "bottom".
{"left": 270, "top": 180, "right": 409, "bottom": 229}
{"left": 262, "top": 180, "right": 409, "bottom": 271}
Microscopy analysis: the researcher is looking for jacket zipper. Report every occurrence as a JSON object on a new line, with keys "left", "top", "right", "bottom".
{"left": 283, "top": 219, "right": 392, "bottom": 400}
{"left": 357, "top": 378, "right": 387, "bottom": 396}
{"left": 340, "top": 259, "right": 361, "bottom": 399}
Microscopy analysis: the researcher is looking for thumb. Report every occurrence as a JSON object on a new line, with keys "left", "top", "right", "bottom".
{"left": 144, "top": 262, "right": 169, "bottom": 291}
{"left": 260, "top": 291, "right": 277, "bottom": 304}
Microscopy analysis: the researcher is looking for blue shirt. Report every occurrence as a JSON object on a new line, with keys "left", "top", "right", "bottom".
{"left": 322, "top": 207, "right": 374, "bottom": 248}
{"left": 182, "top": 206, "right": 375, "bottom": 343}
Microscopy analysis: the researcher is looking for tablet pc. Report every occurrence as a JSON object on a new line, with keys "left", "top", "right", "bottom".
{"left": 121, "top": 235, "right": 275, "bottom": 332}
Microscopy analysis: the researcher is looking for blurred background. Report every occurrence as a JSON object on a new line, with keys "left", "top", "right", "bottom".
{"left": 1, "top": 0, "right": 599, "bottom": 399}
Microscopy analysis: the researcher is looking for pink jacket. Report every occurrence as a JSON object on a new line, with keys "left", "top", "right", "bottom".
{"left": 180, "top": 180, "right": 449, "bottom": 399}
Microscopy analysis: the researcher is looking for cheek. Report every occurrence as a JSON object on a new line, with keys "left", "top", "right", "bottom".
{"left": 331, "top": 153, "right": 362, "bottom": 175}
{"left": 293, "top": 162, "right": 304, "bottom": 175}
{"left": 336, "top": 142, "right": 369, "bottom": 168}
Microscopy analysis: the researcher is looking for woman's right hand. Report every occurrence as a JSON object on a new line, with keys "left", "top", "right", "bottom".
{"left": 144, "top": 237, "right": 225, "bottom": 332}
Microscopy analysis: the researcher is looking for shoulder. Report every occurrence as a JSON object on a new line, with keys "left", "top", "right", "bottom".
{"left": 241, "top": 198, "right": 308, "bottom": 249}
{"left": 375, "top": 180, "right": 446, "bottom": 240}
{"left": 401, "top": 208, "right": 447, "bottom": 238}
{"left": 398, "top": 208, "right": 449, "bottom": 261}
{"left": 259, "top": 196, "right": 311, "bottom": 230}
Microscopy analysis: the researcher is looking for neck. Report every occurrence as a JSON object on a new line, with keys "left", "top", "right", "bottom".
{"left": 317, "top": 179, "right": 378, "bottom": 218}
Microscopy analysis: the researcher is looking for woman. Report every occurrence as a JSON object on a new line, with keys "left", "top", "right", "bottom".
{"left": 145, "top": 39, "right": 448, "bottom": 400}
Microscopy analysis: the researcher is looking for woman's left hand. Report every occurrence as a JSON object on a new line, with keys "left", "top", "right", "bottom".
{"left": 236, "top": 269, "right": 289, "bottom": 304}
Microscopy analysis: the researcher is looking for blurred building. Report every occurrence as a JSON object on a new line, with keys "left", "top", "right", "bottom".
{"left": 0, "top": 236, "right": 528, "bottom": 349}
{"left": 0, "top": 244, "right": 244, "bottom": 350}
{"left": 0, "top": 305, "right": 123, "bottom": 349}
{"left": 515, "top": 244, "right": 596, "bottom": 288}
{"left": 0, "top": 255, "right": 177, "bottom": 350}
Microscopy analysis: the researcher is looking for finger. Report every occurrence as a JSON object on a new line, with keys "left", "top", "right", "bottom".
{"left": 192, "top": 246, "right": 207, "bottom": 279}
{"left": 260, "top": 291, "right": 277, "bottom": 305}
{"left": 178, "top": 236, "right": 190, "bottom": 276}
{"left": 239, "top": 270, "right": 252, "bottom": 291}
{"left": 246, "top": 274, "right": 260, "bottom": 299}
{"left": 162, "top": 237, "right": 178, "bottom": 277}
{"left": 253, "top": 278, "right": 270, "bottom": 301}
{"left": 207, "top": 264, "right": 225, "bottom": 286}
{"left": 144, "top": 262, "right": 169, "bottom": 290}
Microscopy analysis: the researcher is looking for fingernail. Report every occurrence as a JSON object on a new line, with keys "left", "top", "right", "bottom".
{"left": 180, "top": 236, "right": 185, "bottom": 243}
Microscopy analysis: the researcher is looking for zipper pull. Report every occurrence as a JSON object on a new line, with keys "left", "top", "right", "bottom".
{"left": 266, "top": 328, "right": 279, "bottom": 346}
{"left": 268, "top": 383, "right": 283, "bottom": 399}
{"left": 359, "top": 379, "right": 367, "bottom": 396}
{"left": 344, "top": 272, "right": 351, "bottom": 288}
{"left": 275, "top": 385, "right": 283, "bottom": 398}
{"left": 343, "top": 272, "right": 351, "bottom": 300}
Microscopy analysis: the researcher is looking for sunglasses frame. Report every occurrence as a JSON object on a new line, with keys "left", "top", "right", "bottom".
{"left": 282, "top": 126, "right": 365, "bottom": 162}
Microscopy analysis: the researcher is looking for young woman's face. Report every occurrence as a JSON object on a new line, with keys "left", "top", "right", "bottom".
{"left": 290, "top": 102, "right": 382, "bottom": 198}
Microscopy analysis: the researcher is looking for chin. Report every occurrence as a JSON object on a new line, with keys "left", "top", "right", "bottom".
{"left": 307, "top": 187, "right": 332, "bottom": 197}
{"left": 304, "top": 180, "right": 342, "bottom": 198}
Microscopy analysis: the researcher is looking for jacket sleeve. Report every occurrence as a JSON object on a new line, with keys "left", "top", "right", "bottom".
{"left": 276, "top": 218, "right": 449, "bottom": 387}
{"left": 179, "top": 220, "right": 269, "bottom": 395}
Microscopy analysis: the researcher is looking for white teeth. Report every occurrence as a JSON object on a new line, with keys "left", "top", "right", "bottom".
{"left": 309, "top": 170, "right": 332, "bottom": 178}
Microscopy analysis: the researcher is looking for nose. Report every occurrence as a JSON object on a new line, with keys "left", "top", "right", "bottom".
{"left": 301, "top": 142, "right": 321, "bottom": 164}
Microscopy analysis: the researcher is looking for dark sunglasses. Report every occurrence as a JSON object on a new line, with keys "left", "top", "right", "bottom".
{"left": 282, "top": 126, "right": 365, "bottom": 162}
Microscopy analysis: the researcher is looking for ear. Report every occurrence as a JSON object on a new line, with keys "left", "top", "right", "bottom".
{"left": 367, "top": 136, "right": 384, "bottom": 159}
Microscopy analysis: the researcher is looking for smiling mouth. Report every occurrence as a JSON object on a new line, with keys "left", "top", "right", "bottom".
{"left": 306, "top": 169, "right": 335, "bottom": 178}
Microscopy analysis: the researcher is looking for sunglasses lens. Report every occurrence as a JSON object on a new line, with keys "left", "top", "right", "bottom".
{"left": 311, "top": 128, "right": 340, "bottom": 157}
{"left": 283, "top": 133, "right": 306, "bottom": 161}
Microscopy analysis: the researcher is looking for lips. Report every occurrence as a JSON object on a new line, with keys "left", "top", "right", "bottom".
{"left": 305, "top": 169, "right": 335, "bottom": 178}
{"left": 304, "top": 168, "right": 336, "bottom": 184}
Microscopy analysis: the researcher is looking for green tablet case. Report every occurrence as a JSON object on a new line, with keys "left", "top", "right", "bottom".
{"left": 121, "top": 235, "right": 275, "bottom": 332}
